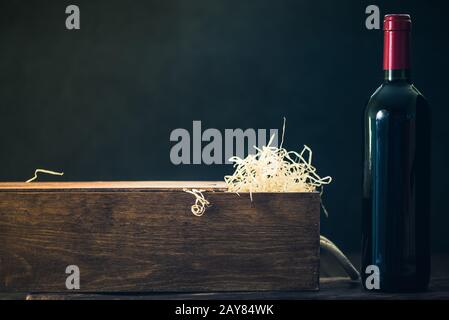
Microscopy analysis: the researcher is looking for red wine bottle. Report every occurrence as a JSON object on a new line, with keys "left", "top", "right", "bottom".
{"left": 362, "top": 14, "right": 430, "bottom": 292}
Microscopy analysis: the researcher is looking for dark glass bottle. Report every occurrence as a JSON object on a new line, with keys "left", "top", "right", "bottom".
{"left": 362, "top": 14, "right": 430, "bottom": 292}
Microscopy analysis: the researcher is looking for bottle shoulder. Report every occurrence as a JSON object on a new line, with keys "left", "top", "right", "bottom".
{"left": 365, "top": 82, "right": 428, "bottom": 117}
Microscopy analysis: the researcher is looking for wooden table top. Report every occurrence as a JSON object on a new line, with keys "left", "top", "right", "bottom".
{"left": 22, "top": 277, "right": 449, "bottom": 300}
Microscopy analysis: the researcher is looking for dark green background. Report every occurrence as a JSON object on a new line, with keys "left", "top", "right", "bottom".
{"left": 1, "top": 0, "right": 448, "bottom": 253}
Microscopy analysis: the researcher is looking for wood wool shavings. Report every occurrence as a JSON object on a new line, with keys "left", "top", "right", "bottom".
{"left": 183, "top": 188, "right": 210, "bottom": 217}
{"left": 224, "top": 135, "right": 332, "bottom": 200}
{"left": 26, "top": 169, "right": 64, "bottom": 183}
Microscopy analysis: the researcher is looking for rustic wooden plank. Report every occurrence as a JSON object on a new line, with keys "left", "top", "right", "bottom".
{"left": 0, "top": 184, "right": 320, "bottom": 293}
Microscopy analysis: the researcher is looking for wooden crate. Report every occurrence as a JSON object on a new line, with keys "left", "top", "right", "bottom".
{"left": 0, "top": 181, "right": 320, "bottom": 293}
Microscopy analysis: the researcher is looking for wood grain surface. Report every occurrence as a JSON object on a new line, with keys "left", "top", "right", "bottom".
{"left": 0, "top": 182, "right": 320, "bottom": 293}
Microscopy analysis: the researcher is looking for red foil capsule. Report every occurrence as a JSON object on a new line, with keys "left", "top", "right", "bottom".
{"left": 383, "top": 14, "right": 411, "bottom": 70}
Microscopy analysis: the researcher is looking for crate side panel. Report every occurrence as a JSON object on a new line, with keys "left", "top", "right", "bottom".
{"left": 0, "top": 191, "right": 319, "bottom": 292}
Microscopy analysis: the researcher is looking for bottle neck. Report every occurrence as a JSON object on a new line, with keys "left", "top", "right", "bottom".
{"left": 383, "top": 29, "right": 411, "bottom": 83}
